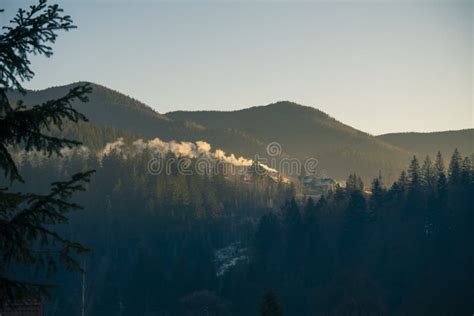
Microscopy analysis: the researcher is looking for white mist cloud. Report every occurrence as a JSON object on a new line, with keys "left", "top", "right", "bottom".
{"left": 99, "top": 137, "right": 277, "bottom": 173}
{"left": 98, "top": 138, "right": 126, "bottom": 159}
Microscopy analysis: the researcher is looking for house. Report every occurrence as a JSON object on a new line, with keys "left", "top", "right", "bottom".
{"left": 300, "top": 176, "right": 336, "bottom": 194}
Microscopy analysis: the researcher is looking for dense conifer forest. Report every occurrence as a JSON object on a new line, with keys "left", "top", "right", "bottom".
{"left": 9, "top": 146, "right": 473, "bottom": 315}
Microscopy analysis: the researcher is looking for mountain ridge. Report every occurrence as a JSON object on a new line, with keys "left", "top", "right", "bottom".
{"left": 10, "top": 81, "right": 470, "bottom": 182}
{"left": 166, "top": 101, "right": 413, "bottom": 181}
{"left": 7, "top": 82, "right": 269, "bottom": 160}
{"left": 378, "top": 129, "right": 474, "bottom": 159}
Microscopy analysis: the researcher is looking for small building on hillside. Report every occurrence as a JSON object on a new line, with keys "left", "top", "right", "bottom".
{"left": 300, "top": 176, "right": 337, "bottom": 194}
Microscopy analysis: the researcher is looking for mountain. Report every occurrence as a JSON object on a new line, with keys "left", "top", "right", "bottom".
{"left": 167, "top": 102, "right": 400, "bottom": 156}
{"left": 8, "top": 82, "right": 268, "bottom": 157}
{"left": 9, "top": 82, "right": 196, "bottom": 138}
{"left": 167, "top": 102, "right": 412, "bottom": 181}
{"left": 14, "top": 82, "right": 469, "bottom": 182}
{"left": 378, "top": 129, "right": 474, "bottom": 159}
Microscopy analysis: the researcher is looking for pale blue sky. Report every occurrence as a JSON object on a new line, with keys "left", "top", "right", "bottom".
{"left": 2, "top": 0, "right": 473, "bottom": 134}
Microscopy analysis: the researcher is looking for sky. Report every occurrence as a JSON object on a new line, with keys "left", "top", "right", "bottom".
{"left": 2, "top": 0, "right": 473, "bottom": 135}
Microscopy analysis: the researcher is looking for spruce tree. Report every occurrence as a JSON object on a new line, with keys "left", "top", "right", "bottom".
{"left": 259, "top": 289, "right": 284, "bottom": 316}
{"left": 408, "top": 156, "right": 421, "bottom": 189}
{"left": 346, "top": 173, "right": 364, "bottom": 192}
{"left": 421, "top": 155, "right": 436, "bottom": 191}
{"left": 436, "top": 169, "right": 448, "bottom": 202}
{"left": 333, "top": 184, "right": 346, "bottom": 204}
{"left": 0, "top": 1, "right": 93, "bottom": 303}
{"left": 398, "top": 170, "right": 409, "bottom": 191}
{"left": 406, "top": 156, "right": 426, "bottom": 214}
{"left": 460, "top": 156, "right": 472, "bottom": 186}
{"left": 435, "top": 151, "right": 445, "bottom": 177}
{"left": 448, "top": 149, "right": 462, "bottom": 185}
{"left": 369, "top": 176, "right": 385, "bottom": 212}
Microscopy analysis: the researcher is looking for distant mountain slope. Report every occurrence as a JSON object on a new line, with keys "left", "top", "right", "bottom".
{"left": 8, "top": 82, "right": 268, "bottom": 158}
{"left": 17, "top": 83, "right": 469, "bottom": 182}
{"left": 167, "top": 102, "right": 412, "bottom": 181}
{"left": 378, "top": 129, "right": 474, "bottom": 159}
{"left": 167, "top": 102, "right": 400, "bottom": 155}
{"left": 8, "top": 82, "right": 196, "bottom": 138}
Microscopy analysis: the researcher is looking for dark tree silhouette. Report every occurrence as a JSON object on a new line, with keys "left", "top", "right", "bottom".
{"left": 346, "top": 173, "right": 364, "bottom": 192}
{"left": 259, "top": 289, "right": 284, "bottom": 316}
{"left": 408, "top": 156, "right": 421, "bottom": 188}
{"left": 421, "top": 155, "right": 436, "bottom": 192}
{"left": 369, "top": 173, "right": 385, "bottom": 212}
{"left": 0, "top": 0, "right": 93, "bottom": 304}
{"left": 340, "top": 189, "right": 368, "bottom": 264}
{"left": 448, "top": 148, "right": 462, "bottom": 185}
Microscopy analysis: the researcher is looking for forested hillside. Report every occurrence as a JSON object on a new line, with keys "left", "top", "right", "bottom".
{"left": 10, "top": 144, "right": 473, "bottom": 315}
{"left": 15, "top": 84, "right": 472, "bottom": 183}
{"left": 11, "top": 85, "right": 414, "bottom": 182}
{"left": 8, "top": 83, "right": 268, "bottom": 159}
{"left": 378, "top": 129, "right": 474, "bottom": 159}
{"left": 168, "top": 102, "right": 413, "bottom": 181}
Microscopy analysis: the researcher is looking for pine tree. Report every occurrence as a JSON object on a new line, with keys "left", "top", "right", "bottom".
{"left": 435, "top": 151, "right": 445, "bottom": 177}
{"left": 433, "top": 151, "right": 446, "bottom": 192}
{"left": 448, "top": 148, "right": 462, "bottom": 185}
{"left": 460, "top": 156, "right": 472, "bottom": 186}
{"left": 408, "top": 156, "right": 421, "bottom": 189}
{"left": 346, "top": 173, "right": 364, "bottom": 192}
{"left": 333, "top": 184, "right": 346, "bottom": 204}
{"left": 390, "top": 170, "right": 408, "bottom": 203}
{"left": 259, "top": 289, "right": 284, "bottom": 316}
{"left": 398, "top": 170, "right": 409, "bottom": 191}
{"left": 369, "top": 175, "right": 385, "bottom": 212}
{"left": 0, "top": 1, "right": 94, "bottom": 303}
{"left": 421, "top": 155, "right": 436, "bottom": 192}
{"left": 436, "top": 169, "right": 448, "bottom": 201}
